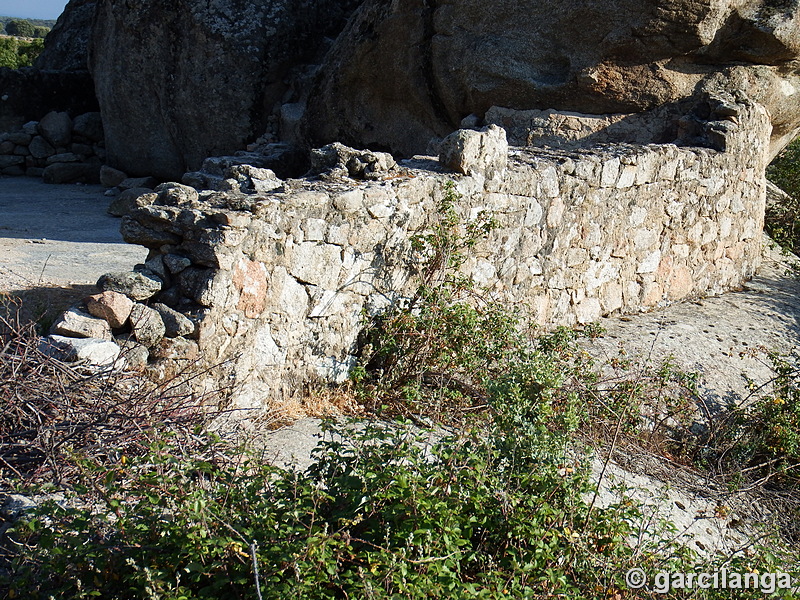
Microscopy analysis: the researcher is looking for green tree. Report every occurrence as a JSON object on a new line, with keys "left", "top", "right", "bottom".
{"left": 0, "top": 37, "right": 44, "bottom": 69}
{"left": 32, "top": 26, "right": 50, "bottom": 38}
{"left": 0, "top": 37, "right": 19, "bottom": 68}
{"left": 5, "top": 19, "right": 35, "bottom": 38}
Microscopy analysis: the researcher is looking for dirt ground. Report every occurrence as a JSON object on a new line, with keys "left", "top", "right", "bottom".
{"left": 0, "top": 176, "right": 147, "bottom": 322}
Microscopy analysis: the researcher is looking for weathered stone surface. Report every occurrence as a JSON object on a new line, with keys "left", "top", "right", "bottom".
{"left": 97, "top": 270, "right": 163, "bottom": 301}
{"left": 38, "top": 111, "right": 72, "bottom": 148}
{"left": 119, "top": 176, "right": 158, "bottom": 190}
{"left": 99, "top": 165, "right": 127, "bottom": 187}
{"left": 310, "top": 142, "right": 397, "bottom": 180}
{"left": 0, "top": 156, "right": 24, "bottom": 169}
{"left": 232, "top": 258, "right": 269, "bottom": 319}
{"left": 50, "top": 306, "right": 112, "bottom": 340}
{"left": 47, "top": 152, "right": 81, "bottom": 165}
{"left": 41, "top": 335, "right": 121, "bottom": 367}
{"left": 28, "top": 136, "right": 55, "bottom": 159}
{"left": 152, "top": 303, "right": 196, "bottom": 338}
{"left": 163, "top": 254, "right": 192, "bottom": 274}
{"left": 120, "top": 217, "right": 180, "bottom": 248}
{"left": 154, "top": 182, "right": 200, "bottom": 207}
{"left": 305, "top": 0, "right": 800, "bottom": 158}
{"left": 42, "top": 161, "right": 99, "bottom": 184}
{"left": 225, "top": 165, "right": 283, "bottom": 193}
{"left": 89, "top": 0, "right": 362, "bottom": 179}
{"left": 114, "top": 335, "right": 150, "bottom": 369}
{"left": 6, "top": 132, "right": 31, "bottom": 145}
{"left": 150, "top": 337, "right": 199, "bottom": 361}
{"left": 439, "top": 125, "right": 508, "bottom": 178}
{"left": 35, "top": 0, "right": 98, "bottom": 72}
{"left": 107, "top": 188, "right": 157, "bottom": 217}
{"left": 129, "top": 303, "right": 166, "bottom": 348}
{"left": 72, "top": 112, "right": 104, "bottom": 142}
{"left": 85, "top": 290, "right": 134, "bottom": 328}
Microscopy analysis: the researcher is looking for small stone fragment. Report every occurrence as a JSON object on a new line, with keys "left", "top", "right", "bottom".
{"left": 120, "top": 217, "right": 180, "bottom": 248}
{"left": 97, "top": 270, "right": 163, "bottom": 301}
{"left": 155, "top": 182, "right": 200, "bottom": 207}
{"left": 41, "top": 335, "right": 121, "bottom": 367}
{"left": 100, "top": 164, "right": 128, "bottom": 188}
{"left": 72, "top": 112, "right": 104, "bottom": 142}
{"left": 28, "top": 136, "right": 55, "bottom": 159}
{"left": 114, "top": 335, "right": 150, "bottom": 369}
{"left": 42, "top": 162, "right": 100, "bottom": 184}
{"left": 38, "top": 111, "right": 73, "bottom": 148}
{"left": 163, "top": 254, "right": 192, "bottom": 274}
{"left": 50, "top": 306, "right": 112, "bottom": 340}
{"left": 85, "top": 291, "right": 134, "bottom": 329}
{"left": 150, "top": 337, "right": 199, "bottom": 361}
{"left": 439, "top": 124, "right": 508, "bottom": 178}
{"left": 129, "top": 304, "right": 166, "bottom": 347}
{"left": 108, "top": 188, "right": 158, "bottom": 217}
{"left": 152, "top": 303, "right": 196, "bottom": 337}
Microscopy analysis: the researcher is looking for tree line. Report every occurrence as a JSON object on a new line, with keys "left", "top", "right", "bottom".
{"left": 0, "top": 17, "right": 54, "bottom": 39}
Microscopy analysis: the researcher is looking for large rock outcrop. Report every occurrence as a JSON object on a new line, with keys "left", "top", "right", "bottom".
{"left": 34, "top": 0, "right": 98, "bottom": 72}
{"left": 304, "top": 0, "right": 800, "bottom": 158}
{"left": 89, "top": 0, "right": 361, "bottom": 180}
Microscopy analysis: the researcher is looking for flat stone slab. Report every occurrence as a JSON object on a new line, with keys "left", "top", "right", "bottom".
{"left": 0, "top": 177, "right": 147, "bottom": 291}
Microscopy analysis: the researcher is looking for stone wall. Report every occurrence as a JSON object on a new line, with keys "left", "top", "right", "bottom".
{"left": 0, "top": 110, "right": 104, "bottom": 181}
{"left": 43, "top": 96, "right": 771, "bottom": 409}
{"left": 0, "top": 68, "right": 98, "bottom": 133}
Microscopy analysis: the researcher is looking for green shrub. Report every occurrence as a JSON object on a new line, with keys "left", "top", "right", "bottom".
{"left": 766, "top": 138, "right": 800, "bottom": 254}
{"left": 0, "top": 36, "right": 44, "bottom": 69}
{"left": 4, "top": 19, "right": 35, "bottom": 38}
{"left": 32, "top": 26, "right": 50, "bottom": 38}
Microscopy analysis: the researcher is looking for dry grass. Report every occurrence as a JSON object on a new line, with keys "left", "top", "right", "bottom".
{"left": 0, "top": 297, "right": 223, "bottom": 487}
{"left": 267, "top": 385, "right": 366, "bottom": 427}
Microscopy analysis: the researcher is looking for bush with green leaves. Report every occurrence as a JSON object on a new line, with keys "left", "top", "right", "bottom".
{"left": 0, "top": 36, "right": 44, "bottom": 69}
{"left": 4, "top": 19, "right": 35, "bottom": 38}
{"left": 702, "top": 350, "right": 800, "bottom": 492}
{"left": 6, "top": 395, "right": 798, "bottom": 598}
{"left": 766, "top": 138, "right": 800, "bottom": 255}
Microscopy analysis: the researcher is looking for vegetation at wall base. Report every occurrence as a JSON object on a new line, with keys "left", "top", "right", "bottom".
{"left": 766, "top": 138, "right": 800, "bottom": 256}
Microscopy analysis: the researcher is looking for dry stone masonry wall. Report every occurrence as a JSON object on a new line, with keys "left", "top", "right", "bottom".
{"left": 42, "top": 96, "right": 771, "bottom": 408}
{"left": 0, "top": 110, "right": 105, "bottom": 181}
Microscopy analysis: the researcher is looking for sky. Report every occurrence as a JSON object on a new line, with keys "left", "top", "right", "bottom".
{"left": 0, "top": 0, "right": 68, "bottom": 20}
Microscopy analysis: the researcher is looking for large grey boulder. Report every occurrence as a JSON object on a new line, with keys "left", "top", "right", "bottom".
{"left": 38, "top": 111, "right": 73, "bottom": 148}
{"left": 304, "top": 0, "right": 800, "bottom": 159}
{"left": 35, "top": 0, "right": 98, "bottom": 72}
{"left": 89, "top": 0, "right": 362, "bottom": 180}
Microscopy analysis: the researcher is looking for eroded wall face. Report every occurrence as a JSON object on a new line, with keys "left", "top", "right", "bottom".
{"left": 123, "top": 100, "right": 770, "bottom": 408}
